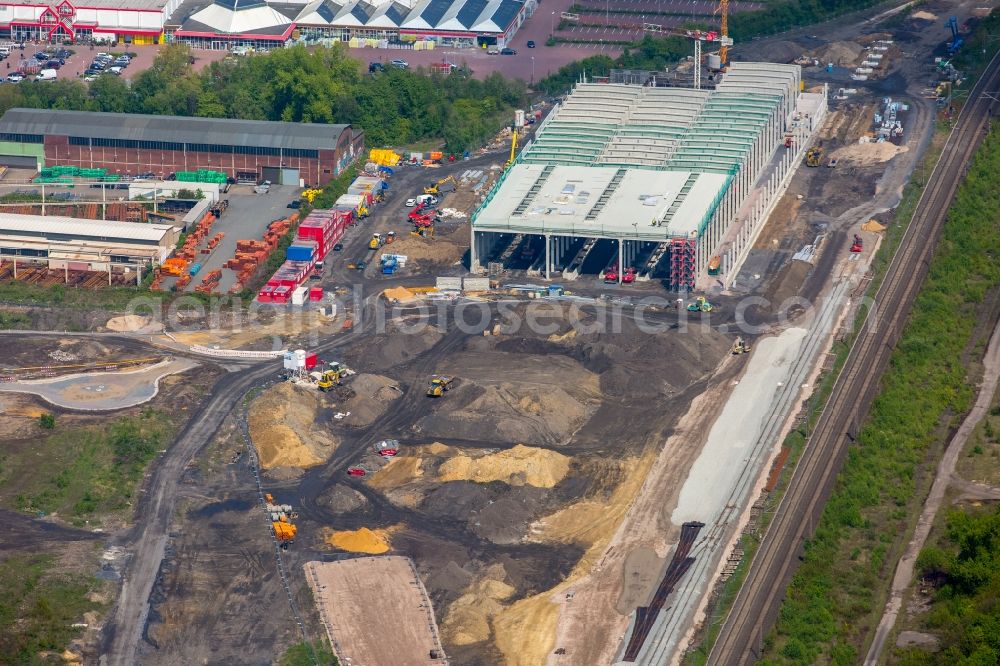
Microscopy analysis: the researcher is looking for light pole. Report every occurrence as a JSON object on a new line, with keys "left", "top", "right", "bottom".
{"left": 550, "top": 10, "right": 555, "bottom": 36}
{"left": 530, "top": 55, "right": 535, "bottom": 86}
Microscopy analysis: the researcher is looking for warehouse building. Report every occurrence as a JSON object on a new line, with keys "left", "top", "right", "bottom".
{"left": 0, "top": 108, "right": 363, "bottom": 186}
{"left": 470, "top": 63, "right": 827, "bottom": 290}
{"left": 0, "top": 213, "right": 179, "bottom": 272}
{"left": 0, "top": 0, "right": 176, "bottom": 43}
{"left": 171, "top": 0, "right": 534, "bottom": 50}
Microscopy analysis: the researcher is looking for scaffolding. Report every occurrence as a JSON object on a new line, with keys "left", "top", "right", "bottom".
{"left": 669, "top": 238, "right": 697, "bottom": 290}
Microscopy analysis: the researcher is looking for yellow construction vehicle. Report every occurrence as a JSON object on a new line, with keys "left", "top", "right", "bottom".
{"left": 427, "top": 375, "right": 455, "bottom": 397}
{"left": 272, "top": 518, "right": 297, "bottom": 543}
{"left": 316, "top": 370, "right": 341, "bottom": 391}
{"left": 301, "top": 188, "right": 323, "bottom": 203}
{"left": 369, "top": 233, "right": 382, "bottom": 250}
{"left": 505, "top": 126, "right": 519, "bottom": 169}
{"left": 806, "top": 145, "right": 823, "bottom": 167}
{"left": 731, "top": 336, "right": 751, "bottom": 355}
{"left": 686, "top": 296, "right": 714, "bottom": 312}
{"left": 424, "top": 176, "right": 457, "bottom": 195}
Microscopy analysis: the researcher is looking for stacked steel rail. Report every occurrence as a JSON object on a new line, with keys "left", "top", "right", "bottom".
{"left": 623, "top": 521, "right": 705, "bottom": 661}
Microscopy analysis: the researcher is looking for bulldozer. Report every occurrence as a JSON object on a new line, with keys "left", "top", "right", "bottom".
{"left": 805, "top": 145, "right": 823, "bottom": 167}
{"left": 731, "top": 336, "right": 751, "bottom": 355}
{"left": 687, "top": 296, "right": 714, "bottom": 313}
{"left": 424, "top": 176, "right": 457, "bottom": 195}
{"left": 427, "top": 375, "right": 455, "bottom": 397}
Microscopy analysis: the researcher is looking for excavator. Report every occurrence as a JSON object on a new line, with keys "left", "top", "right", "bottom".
{"left": 505, "top": 126, "right": 519, "bottom": 170}
{"left": 427, "top": 375, "right": 455, "bottom": 397}
{"left": 316, "top": 369, "right": 343, "bottom": 391}
{"left": 731, "top": 336, "right": 751, "bottom": 355}
{"left": 424, "top": 176, "right": 457, "bottom": 195}
{"left": 805, "top": 145, "right": 823, "bottom": 167}
{"left": 687, "top": 296, "right": 714, "bottom": 312}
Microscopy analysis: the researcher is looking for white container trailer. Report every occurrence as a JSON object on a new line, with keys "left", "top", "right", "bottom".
{"left": 291, "top": 287, "right": 308, "bottom": 306}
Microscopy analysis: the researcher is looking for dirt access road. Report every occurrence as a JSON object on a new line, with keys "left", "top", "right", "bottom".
{"left": 709, "top": 48, "right": 1000, "bottom": 666}
{"left": 98, "top": 308, "right": 372, "bottom": 666}
{"left": 864, "top": 317, "right": 1000, "bottom": 664}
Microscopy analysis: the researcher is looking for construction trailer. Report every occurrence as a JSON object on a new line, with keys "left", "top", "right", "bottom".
{"left": 469, "top": 63, "right": 827, "bottom": 290}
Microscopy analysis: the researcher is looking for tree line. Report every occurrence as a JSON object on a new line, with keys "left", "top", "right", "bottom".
{"left": 0, "top": 44, "right": 527, "bottom": 153}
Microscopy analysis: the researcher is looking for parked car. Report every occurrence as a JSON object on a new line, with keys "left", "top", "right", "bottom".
{"left": 390, "top": 58, "right": 408, "bottom": 69}
{"left": 332, "top": 243, "right": 344, "bottom": 251}
{"left": 83, "top": 74, "right": 98, "bottom": 82}
{"left": 33, "top": 52, "right": 49, "bottom": 61}
{"left": 35, "top": 69, "right": 57, "bottom": 81}
{"left": 44, "top": 60, "right": 61, "bottom": 69}
{"left": 405, "top": 198, "right": 417, "bottom": 207}
{"left": 827, "top": 158, "right": 839, "bottom": 168}
{"left": 108, "top": 66, "right": 123, "bottom": 75}
{"left": 355, "top": 259, "right": 367, "bottom": 270}
{"left": 526, "top": 40, "right": 536, "bottom": 48}
{"left": 500, "top": 47, "right": 517, "bottom": 55}
{"left": 6, "top": 73, "right": 22, "bottom": 83}
{"left": 368, "top": 62, "right": 385, "bottom": 72}
{"left": 487, "top": 46, "right": 500, "bottom": 55}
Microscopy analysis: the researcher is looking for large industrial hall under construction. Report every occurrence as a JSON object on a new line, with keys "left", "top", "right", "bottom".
{"left": 469, "top": 62, "right": 827, "bottom": 290}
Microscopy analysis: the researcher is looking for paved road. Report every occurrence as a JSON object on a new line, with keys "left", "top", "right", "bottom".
{"left": 708, "top": 50, "right": 1000, "bottom": 665}
{"left": 864, "top": 316, "right": 1000, "bottom": 664}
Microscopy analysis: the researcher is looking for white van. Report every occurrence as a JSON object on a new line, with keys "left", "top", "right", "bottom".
{"left": 0, "top": 45, "right": 11, "bottom": 57}
{"left": 35, "top": 69, "right": 57, "bottom": 81}
{"left": 487, "top": 46, "right": 500, "bottom": 55}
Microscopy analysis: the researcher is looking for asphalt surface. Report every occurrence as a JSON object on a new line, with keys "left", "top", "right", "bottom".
{"left": 707, "top": 50, "right": 1000, "bottom": 666}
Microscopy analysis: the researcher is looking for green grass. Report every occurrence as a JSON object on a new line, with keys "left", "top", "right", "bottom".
{"left": 9, "top": 410, "right": 172, "bottom": 526}
{"left": 278, "top": 640, "right": 339, "bottom": 666}
{"left": 0, "top": 553, "right": 107, "bottom": 665}
{"left": 758, "top": 121, "right": 1000, "bottom": 665}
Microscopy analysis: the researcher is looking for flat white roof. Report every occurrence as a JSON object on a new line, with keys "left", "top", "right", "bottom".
{"left": 0, "top": 213, "right": 176, "bottom": 243}
{"left": 473, "top": 164, "right": 729, "bottom": 240}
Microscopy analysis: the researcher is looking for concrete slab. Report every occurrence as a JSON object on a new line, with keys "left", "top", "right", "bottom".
{"left": 0, "top": 357, "right": 197, "bottom": 411}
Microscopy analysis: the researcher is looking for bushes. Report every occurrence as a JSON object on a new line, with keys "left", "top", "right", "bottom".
{"left": 760, "top": 125, "right": 1000, "bottom": 663}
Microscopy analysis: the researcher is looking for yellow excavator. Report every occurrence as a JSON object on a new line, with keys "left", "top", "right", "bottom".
{"left": 505, "top": 126, "right": 519, "bottom": 170}
{"left": 424, "top": 176, "right": 457, "bottom": 195}
{"left": 427, "top": 375, "right": 455, "bottom": 397}
{"left": 806, "top": 145, "right": 823, "bottom": 167}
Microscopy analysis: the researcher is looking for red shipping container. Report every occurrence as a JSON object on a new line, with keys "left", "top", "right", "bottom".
{"left": 257, "top": 285, "right": 274, "bottom": 302}
{"left": 309, "top": 287, "right": 323, "bottom": 301}
{"left": 304, "top": 353, "right": 318, "bottom": 370}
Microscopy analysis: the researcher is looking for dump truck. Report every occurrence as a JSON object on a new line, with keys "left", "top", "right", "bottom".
{"left": 272, "top": 520, "right": 297, "bottom": 543}
{"left": 426, "top": 375, "right": 455, "bottom": 397}
{"left": 347, "top": 466, "right": 367, "bottom": 477}
{"left": 375, "top": 439, "right": 400, "bottom": 457}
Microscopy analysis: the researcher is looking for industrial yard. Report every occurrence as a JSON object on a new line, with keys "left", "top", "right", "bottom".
{"left": 0, "top": 2, "right": 994, "bottom": 665}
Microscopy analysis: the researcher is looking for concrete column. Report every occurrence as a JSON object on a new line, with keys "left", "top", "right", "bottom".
{"left": 545, "top": 234, "right": 552, "bottom": 280}
{"left": 617, "top": 240, "right": 623, "bottom": 284}
{"left": 470, "top": 228, "right": 479, "bottom": 273}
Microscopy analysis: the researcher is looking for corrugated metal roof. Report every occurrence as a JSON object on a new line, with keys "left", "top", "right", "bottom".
{"left": 456, "top": 0, "right": 488, "bottom": 28}
{"left": 420, "top": 0, "right": 454, "bottom": 26}
{"left": 0, "top": 213, "right": 175, "bottom": 243}
{"left": 489, "top": 0, "right": 521, "bottom": 30}
{"left": 0, "top": 109, "right": 351, "bottom": 152}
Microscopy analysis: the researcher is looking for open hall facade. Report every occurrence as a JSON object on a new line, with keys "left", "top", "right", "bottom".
{"left": 469, "top": 63, "right": 827, "bottom": 290}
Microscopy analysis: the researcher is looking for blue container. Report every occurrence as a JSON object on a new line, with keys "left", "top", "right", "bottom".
{"left": 189, "top": 263, "right": 201, "bottom": 276}
{"left": 286, "top": 244, "right": 316, "bottom": 262}
{"left": 548, "top": 285, "right": 563, "bottom": 297}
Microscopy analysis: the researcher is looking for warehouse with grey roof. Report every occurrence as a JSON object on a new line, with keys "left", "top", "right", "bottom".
{"left": 470, "top": 63, "right": 827, "bottom": 290}
{"left": 0, "top": 108, "right": 364, "bottom": 186}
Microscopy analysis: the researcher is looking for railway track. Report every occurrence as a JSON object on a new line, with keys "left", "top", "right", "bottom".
{"left": 708, "top": 51, "right": 1000, "bottom": 665}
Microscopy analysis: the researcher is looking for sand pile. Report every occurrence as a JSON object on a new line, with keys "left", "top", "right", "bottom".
{"left": 813, "top": 40, "right": 863, "bottom": 65}
{"left": 325, "top": 526, "right": 398, "bottom": 554}
{"left": 248, "top": 383, "right": 337, "bottom": 470}
{"left": 368, "top": 456, "right": 426, "bottom": 507}
{"left": 438, "top": 444, "right": 570, "bottom": 488}
{"left": 381, "top": 235, "right": 463, "bottom": 267}
{"left": 383, "top": 286, "right": 420, "bottom": 303}
{"left": 441, "top": 568, "right": 515, "bottom": 646}
{"left": 339, "top": 373, "right": 401, "bottom": 427}
{"left": 369, "top": 328, "right": 443, "bottom": 369}
{"left": 912, "top": 10, "right": 937, "bottom": 20}
{"left": 832, "top": 141, "right": 908, "bottom": 166}
{"left": 427, "top": 384, "right": 592, "bottom": 446}
{"left": 105, "top": 314, "right": 156, "bottom": 332}
{"left": 862, "top": 219, "right": 887, "bottom": 233}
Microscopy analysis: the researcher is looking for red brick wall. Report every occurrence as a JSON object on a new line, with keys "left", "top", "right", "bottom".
{"left": 42, "top": 129, "right": 358, "bottom": 185}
